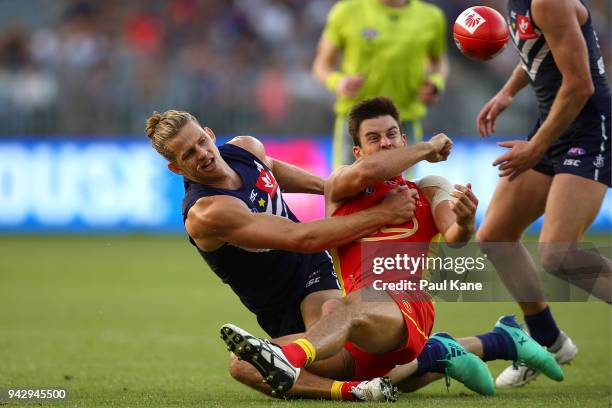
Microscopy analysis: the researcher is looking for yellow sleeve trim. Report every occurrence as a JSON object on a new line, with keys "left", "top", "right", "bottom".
{"left": 428, "top": 73, "right": 446, "bottom": 93}
{"left": 325, "top": 71, "right": 343, "bottom": 92}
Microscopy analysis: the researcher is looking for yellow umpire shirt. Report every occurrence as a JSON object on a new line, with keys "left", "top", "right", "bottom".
{"left": 323, "top": 0, "right": 447, "bottom": 122}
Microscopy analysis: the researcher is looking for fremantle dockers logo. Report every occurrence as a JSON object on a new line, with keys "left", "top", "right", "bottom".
{"left": 457, "top": 8, "right": 485, "bottom": 35}
{"left": 254, "top": 160, "right": 278, "bottom": 198}
{"left": 517, "top": 15, "right": 538, "bottom": 40}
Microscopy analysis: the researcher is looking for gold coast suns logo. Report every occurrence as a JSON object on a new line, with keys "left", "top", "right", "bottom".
{"left": 359, "top": 217, "right": 419, "bottom": 242}
{"left": 360, "top": 179, "right": 421, "bottom": 241}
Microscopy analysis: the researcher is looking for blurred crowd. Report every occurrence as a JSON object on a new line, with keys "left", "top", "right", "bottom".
{"left": 0, "top": 0, "right": 609, "bottom": 137}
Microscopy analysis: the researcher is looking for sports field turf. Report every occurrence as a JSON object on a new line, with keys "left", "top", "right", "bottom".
{"left": 1, "top": 235, "right": 610, "bottom": 407}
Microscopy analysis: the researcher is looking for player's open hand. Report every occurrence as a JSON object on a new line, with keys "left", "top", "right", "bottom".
{"left": 337, "top": 75, "right": 364, "bottom": 98}
{"left": 477, "top": 91, "right": 513, "bottom": 136}
{"left": 450, "top": 183, "right": 478, "bottom": 228}
{"left": 380, "top": 186, "right": 417, "bottom": 225}
{"left": 493, "top": 140, "right": 545, "bottom": 180}
{"left": 426, "top": 133, "right": 452, "bottom": 163}
{"left": 419, "top": 79, "right": 440, "bottom": 106}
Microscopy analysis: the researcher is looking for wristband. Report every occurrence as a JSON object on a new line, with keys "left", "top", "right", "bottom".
{"left": 428, "top": 73, "right": 446, "bottom": 94}
{"left": 325, "top": 71, "right": 344, "bottom": 92}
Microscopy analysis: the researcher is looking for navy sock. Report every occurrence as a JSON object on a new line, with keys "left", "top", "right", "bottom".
{"left": 524, "top": 306, "right": 560, "bottom": 347}
{"left": 477, "top": 330, "right": 517, "bottom": 362}
{"left": 416, "top": 340, "right": 447, "bottom": 375}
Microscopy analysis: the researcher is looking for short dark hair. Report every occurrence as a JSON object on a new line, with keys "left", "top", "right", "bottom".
{"left": 348, "top": 96, "right": 400, "bottom": 146}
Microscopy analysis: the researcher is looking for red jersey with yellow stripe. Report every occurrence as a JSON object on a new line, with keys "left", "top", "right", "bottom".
{"left": 331, "top": 176, "right": 440, "bottom": 295}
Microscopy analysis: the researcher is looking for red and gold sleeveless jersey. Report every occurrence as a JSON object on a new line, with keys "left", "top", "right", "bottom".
{"left": 331, "top": 176, "right": 441, "bottom": 295}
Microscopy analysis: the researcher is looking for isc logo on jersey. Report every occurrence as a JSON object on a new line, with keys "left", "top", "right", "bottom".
{"left": 456, "top": 8, "right": 486, "bottom": 35}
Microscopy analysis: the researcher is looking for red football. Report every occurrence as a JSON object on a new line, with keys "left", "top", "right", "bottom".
{"left": 453, "top": 6, "right": 509, "bottom": 61}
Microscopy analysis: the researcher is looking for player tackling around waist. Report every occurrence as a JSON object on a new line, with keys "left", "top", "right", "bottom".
{"left": 220, "top": 97, "right": 563, "bottom": 401}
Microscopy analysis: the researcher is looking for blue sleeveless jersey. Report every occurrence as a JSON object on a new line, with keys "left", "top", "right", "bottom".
{"left": 507, "top": 0, "right": 610, "bottom": 123}
{"left": 182, "top": 143, "right": 335, "bottom": 317}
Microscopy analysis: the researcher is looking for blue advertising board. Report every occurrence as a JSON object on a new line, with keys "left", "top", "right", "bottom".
{"left": 0, "top": 137, "right": 609, "bottom": 233}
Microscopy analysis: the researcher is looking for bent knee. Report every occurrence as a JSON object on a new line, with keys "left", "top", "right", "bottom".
{"left": 539, "top": 250, "right": 559, "bottom": 274}
{"left": 476, "top": 226, "right": 522, "bottom": 243}
{"left": 321, "top": 295, "right": 369, "bottom": 330}
{"left": 321, "top": 298, "right": 343, "bottom": 316}
{"left": 538, "top": 244, "right": 577, "bottom": 276}
{"left": 342, "top": 296, "right": 377, "bottom": 330}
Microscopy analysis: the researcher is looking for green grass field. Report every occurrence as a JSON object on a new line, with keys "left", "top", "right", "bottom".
{"left": 1, "top": 235, "right": 610, "bottom": 407}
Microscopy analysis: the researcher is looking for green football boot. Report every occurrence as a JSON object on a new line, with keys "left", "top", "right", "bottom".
{"left": 429, "top": 332, "right": 495, "bottom": 396}
{"left": 493, "top": 315, "right": 564, "bottom": 382}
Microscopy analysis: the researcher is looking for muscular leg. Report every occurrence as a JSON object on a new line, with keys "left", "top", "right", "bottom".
{"left": 300, "top": 288, "right": 407, "bottom": 360}
{"left": 228, "top": 290, "right": 352, "bottom": 400}
{"left": 476, "top": 170, "right": 552, "bottom": 314}
{"left": 300, "top": 289, "right": 342, "bottom": 329}
{"left": 390, "top": 335, "right": 486, "bottom": 392}
{"left": 232, "top": 289, "right": 405, "bottom": 398}
{"left": 538, "top": 174, "right": 611, "bottom": 303}
{"left": 392, "top": 325, "right": 565, "bottom": 394}
{"left": 228, "top": 338, "right": 354, "bottom": 399}
{"left": 302, "top": 296, "right": 357, "bottom": 379}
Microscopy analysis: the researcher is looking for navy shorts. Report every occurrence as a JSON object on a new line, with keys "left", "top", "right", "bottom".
{"left": 529, "top": 113, "right": 611, "bottom": 187}
{"left": 256, "top": 251, "right": 340, "bottom": 338}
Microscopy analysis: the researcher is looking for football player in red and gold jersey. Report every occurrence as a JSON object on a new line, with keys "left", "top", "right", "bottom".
{"left": 322, "top": 96, "right": 483, "bottom": 386}
{"left": 222, "top": 97, "right": 563, "bottom": 400}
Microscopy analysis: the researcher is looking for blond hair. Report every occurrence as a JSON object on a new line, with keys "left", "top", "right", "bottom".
{"left": 145, "top": 110, "right": 198, "bottom": 162}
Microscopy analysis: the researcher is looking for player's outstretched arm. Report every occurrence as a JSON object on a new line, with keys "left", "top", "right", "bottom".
{"left": 186, "top": 189, "right": 416, "bottom": 253}
{"left": 477, "top": 64, "right": 529, "bottom": 137}
{"left": 325, "top": 134, "right": 452, "bottom": 202}
{"left": 420, "top": 54, "right": 449, "bottom": 106}
{"left": 419, "top": 177, "right": 478, "bottom": 246}
{"left": 269, "top": 159, "right": 324, "bottom": 194}
{"left": 312, "top": 37, "right": 363, "bottom": 98}
{"left": 491, "top": 0, "right": 595, "bottom": 180}
{"left": 229, "top": 135, "right": 324, "bottom": 194}
{"left": 527, "top": 0, "right": 594, "bottom": 150}
{"left": 420, "top": 4, "right": 449, "bottom": 106}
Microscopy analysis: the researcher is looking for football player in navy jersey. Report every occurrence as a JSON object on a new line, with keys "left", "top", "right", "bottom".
{"left": 476, "top": 0, "right": 611, "bottom": 388}
{"left": 145, "top": 109, "right": 451, "bottom": 400}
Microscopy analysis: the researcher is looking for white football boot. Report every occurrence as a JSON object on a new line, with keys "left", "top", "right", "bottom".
{"left": 496, "top": 330, "right": 578, "bottom": 388}
{"left": 220, "top": 324, "right": 300, "bottom": 396}
{"left": 349, "top": 377, "right": 398, "bottom": 402}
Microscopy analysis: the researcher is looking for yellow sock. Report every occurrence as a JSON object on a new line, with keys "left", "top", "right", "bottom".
{"left": 331, "top": 381, "right": 344, "bottom": 401}
{"left": 293, "top": 338, "right": 316, "bottom": 366}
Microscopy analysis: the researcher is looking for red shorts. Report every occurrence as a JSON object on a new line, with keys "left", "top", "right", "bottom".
{"left": 344, "top": 290, "right": 435, "bottom": 380}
